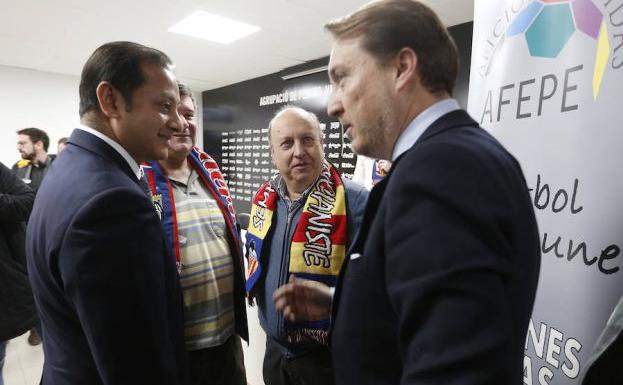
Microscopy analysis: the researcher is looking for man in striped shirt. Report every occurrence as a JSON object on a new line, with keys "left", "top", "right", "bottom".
{"left": 144, "top": 84, "right": 248, "bottom": 385}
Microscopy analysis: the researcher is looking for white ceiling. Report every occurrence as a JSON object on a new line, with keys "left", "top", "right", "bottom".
{"left": 0, "top": 0, "right": 474, "bottom": 92}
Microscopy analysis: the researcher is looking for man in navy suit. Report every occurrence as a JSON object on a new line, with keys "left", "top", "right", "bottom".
{"left": 274, "top": 1, "right": 541, "bottom": 384}
{"left": 26, "top": 41, "right": 189, "bottom": 385}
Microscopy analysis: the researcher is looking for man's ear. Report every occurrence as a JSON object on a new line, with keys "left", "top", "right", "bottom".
{"left": 33, "top": 140, "right": 44, "bottom": 152}
{"left": 394, "top": 47, "right": 418, "bottom": 92}
{"left": 96, "top": 81, "right": 123, "bottom": 118}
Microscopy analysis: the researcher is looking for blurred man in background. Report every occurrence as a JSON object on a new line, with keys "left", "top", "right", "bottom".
{"left": 11, "top": 127, "right": 54, "bottom": 346}
{"left": 13, "top": 128, "right": 55, "bottom": 194}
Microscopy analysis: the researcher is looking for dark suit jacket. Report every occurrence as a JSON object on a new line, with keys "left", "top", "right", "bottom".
{"left": 331, "top": 110, "right": 540, "bottom": 385}
{"left": 26, "top": 129, "right": 188, "bottom": 385}
{"left": 0, "top": 161, "right": 37, "bottom": 341}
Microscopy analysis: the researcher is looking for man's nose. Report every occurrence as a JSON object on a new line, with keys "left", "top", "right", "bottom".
{"left": 170, "top": 110, "right": 187, "bottom": 133}
{"left": 327, "top": 91, "right": 343, "bottom": 118}
{"left": 293, "top": 141, "right": 305, "bottom": 157}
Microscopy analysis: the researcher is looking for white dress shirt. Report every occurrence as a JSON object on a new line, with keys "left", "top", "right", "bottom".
{"left": 391, "top": 98, "right": 461, "bottom": 161}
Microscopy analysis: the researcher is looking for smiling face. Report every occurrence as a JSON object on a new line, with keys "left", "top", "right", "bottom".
{"left": 327, "top": 37, "right": 399, "bottom": 160}
{"left": 111, "top": 63, "right": 183, "bottom": 162}
{"left": 168, "top": 95, "right": 196, "bottom": 156}
{"left": 269, "top": 108, "right": 324, "bottom": 196}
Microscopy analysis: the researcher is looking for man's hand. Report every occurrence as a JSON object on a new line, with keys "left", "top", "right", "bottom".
{"left": 273, "top": 275, "right": 332, "bottom": 322}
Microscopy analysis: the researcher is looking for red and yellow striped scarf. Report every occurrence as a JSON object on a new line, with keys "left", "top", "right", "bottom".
{"left": 246, "top": 161, "right": 347, "bottom": 345}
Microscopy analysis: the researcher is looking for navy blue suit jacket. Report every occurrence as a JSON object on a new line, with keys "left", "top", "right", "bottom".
{"left": 26, "top": 129, "right": 188, "bottom": 385}
{"left": 331, "top": 110, "right": 540, "bottom": 385}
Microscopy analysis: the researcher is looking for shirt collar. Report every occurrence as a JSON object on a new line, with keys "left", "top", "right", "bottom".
{"left": 270, "top": 173, "right": 316, "bottom": 207}
{"left": 76, "top": 125, "right": 142, "bottom": 180}
{"left": 391, "top": 98, "right": 461, "bottom": 161}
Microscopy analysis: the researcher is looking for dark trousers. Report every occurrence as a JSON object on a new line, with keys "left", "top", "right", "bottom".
{"left": 263, "top": 338, "right": 335, "bottom": 385}
{"left": 188, "top": 335, "right": 246, "bottom": 385}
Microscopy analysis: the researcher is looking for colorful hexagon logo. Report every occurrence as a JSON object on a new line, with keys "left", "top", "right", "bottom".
{"left": 506, "top": 0, "right": 610, "bottom": 99}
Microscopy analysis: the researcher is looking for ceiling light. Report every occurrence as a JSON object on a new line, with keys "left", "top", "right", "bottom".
{"left": 281, "top": 65, "right": 328, "bottom": 80}
{"left": 169, "top": 11, "right": 260, "bottom": 44}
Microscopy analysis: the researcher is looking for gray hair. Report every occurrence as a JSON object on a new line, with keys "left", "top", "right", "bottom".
{"left": 178, "top": 83, "right": 196, "bottom": 109}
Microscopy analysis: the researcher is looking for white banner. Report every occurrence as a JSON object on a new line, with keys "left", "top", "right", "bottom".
{"left": 468, "top": 1, "right": 623, "bottom": 384}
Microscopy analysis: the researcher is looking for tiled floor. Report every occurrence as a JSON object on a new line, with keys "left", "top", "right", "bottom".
{"left": 2, "top": 332, "right": 43, "bottom": 385}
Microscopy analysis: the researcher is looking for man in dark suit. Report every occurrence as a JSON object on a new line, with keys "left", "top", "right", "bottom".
{"left": 26, "top": 41, "right": 189, "bottom": 385}
{"left": 273, "top": 1, "right": 541, "bottom": 384}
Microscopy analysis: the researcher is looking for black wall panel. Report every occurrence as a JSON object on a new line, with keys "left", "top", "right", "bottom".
{"left": 203, "top": 22, "right": 473, "bottom": 215}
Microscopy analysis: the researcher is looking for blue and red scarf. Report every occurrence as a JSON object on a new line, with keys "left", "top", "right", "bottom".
{"left": 142, "top": 147, "right": 241, "bottom": 273}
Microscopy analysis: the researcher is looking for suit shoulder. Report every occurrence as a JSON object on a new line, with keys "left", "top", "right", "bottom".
{"left": 407, "top": 125, "right": 517, "bottom": 171}
{"left": 75, "top": 186, "right": 153, "bottom": 219}
{"left": 391, "top": 126, "right": 527, "bottom": 204}
{"left": 58, "top": 186, "right": 159, "bottom": 247}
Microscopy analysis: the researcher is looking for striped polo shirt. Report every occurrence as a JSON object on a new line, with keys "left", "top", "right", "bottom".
{"left": 169, "top": 170, "right": 235, "bottom": 351}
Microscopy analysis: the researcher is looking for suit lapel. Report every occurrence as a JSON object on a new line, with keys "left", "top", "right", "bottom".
{"left": 330, "top": 166, "right": 393, "bottom": 326}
